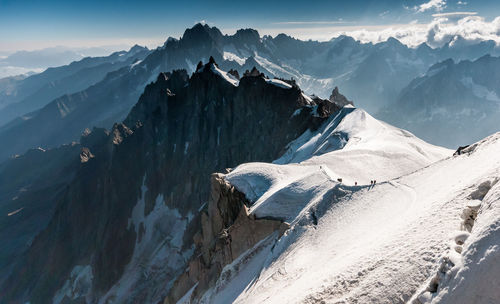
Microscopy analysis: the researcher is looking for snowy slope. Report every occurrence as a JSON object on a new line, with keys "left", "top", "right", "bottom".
{"left": 200, "top": 109, "right": 500, "bottom": 303}
{"left": 225, "top": 107, "right": 450, "bottom": 221}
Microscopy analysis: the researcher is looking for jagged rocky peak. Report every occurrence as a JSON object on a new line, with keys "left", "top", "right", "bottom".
{"left": 181, "top": 23, "right": 224, "bottom": 46}
{"left": 330, "top": 34, "right": 357, "bottom": 46}
{"left": 227, "top": 69, "right": 240, "bottom": 80}
{"left": 381, "top": 37, "right": 405, "bottom": 49}
{"left": 273, "top": 33, "right": 297, "bottom": 43}
{"left": 243, "top": 66, "right": 264, "bottom": 77}
{"left": 128, "top": 44, "right": 148, "bottom": 53}
{"left": 0, "top": 52, "right": 354, "bottom": 303}
{"left": 329, "top": 86, "right": 354, "bottom": 108}
{"left": 232, "top": 28, "right": 261, "bottom": 45}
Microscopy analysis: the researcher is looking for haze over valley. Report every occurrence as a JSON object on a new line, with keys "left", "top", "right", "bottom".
{"left": 0, "top": 1, "right": 499, "bottom": 303}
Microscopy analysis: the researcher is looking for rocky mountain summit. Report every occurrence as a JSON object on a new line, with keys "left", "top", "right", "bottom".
{"left": 1, "top": 23, "right": 499, "bottom": 161}
{"left": 0, "top": 60, "right": 345, "bottom": 303}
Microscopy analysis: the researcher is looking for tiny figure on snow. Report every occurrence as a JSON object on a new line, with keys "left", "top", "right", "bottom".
{"left": 355, "top": 181, "right": 357, "bottom": 186}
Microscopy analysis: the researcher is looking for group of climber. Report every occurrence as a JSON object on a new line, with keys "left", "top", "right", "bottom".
{"left": 351, "top": 180, "right": 376, "bottom": 186}
{"left": 319, "top": 166, "right": 376, "bottom": 187}
{"left": 347, "top": 180, "right": 376, "bottom": 186}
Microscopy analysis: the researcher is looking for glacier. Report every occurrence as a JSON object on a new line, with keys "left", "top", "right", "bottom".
{"left": 194, "top": 107, "right": 500, "bottom": 303}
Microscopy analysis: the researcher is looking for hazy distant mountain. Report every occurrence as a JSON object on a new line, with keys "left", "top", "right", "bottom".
{"left": 1, "top": 37, "right": 499, "bottom": 303}
{"left": 0, "top": 48, "right": 84, "bottom": 69}
{"left": 0, "top": 45, "right": 150, "bottom": 126}
{"left": 5, "top": 60, "right": 496, "bottom": 304}
{"left": 0, "top": 46, "right": 133, "bottom": 78}
{"left": 0, "top": 60, "right": 342, "bottom": 303}
{"left": 0, "top": 47, "right": 84, "bottom": 78}
{"left": 379, "top": 55, "right": 500, "bottom": 148}
{"left": 1, "top": 23, "right": 499, "bottom": 161}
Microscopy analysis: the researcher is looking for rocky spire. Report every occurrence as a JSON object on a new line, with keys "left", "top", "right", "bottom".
{"left": 329, "top": 87, "right": 354, "bottom": 108}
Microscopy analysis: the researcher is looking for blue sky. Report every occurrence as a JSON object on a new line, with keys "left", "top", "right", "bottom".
{"left": 0, "top": 0, "right": 498, "bottom": 52}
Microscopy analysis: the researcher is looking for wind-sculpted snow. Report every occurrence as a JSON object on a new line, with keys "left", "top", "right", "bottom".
{"left": 226, "top": 108, "right": 449, "bottom": 222}
{"left": 210, "top": 64, "right": 239, "bottom": 86}
{"left": 205, "top": 115, "right": 500, "bottom": 303}
{"left": 264, "top": 78, "right": 293, "bottom": 89}
{"left": 0, "top": 59, "right": 339, "bottom": 303}
{"left": 97, "top": 176, "right": 194, "bottom": 303}
{"left": 433, "top": 180, "right": 500, "bottom": 304}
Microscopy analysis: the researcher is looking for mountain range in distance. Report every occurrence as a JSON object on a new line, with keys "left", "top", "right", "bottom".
{"left": 0, "top": 22, "right": 499, "bottom": 304}
{"left": 0, "top": 23, "right": 499, "bottom": 164}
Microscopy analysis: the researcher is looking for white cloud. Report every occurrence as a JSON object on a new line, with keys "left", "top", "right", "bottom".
{"left": 379, "top": 11, "right": 390, "bottom": 17}
{"left": 432, "top": 12, "right": 477, "bottom": 18}
{"left": 417, "top": 0, "right": 446, "bottom": 13}
{"left": 0, "top": 66, "right": 44, "bottom": 78}
{"left": 0, "top": 37, "right": 166, "bottom": 53}
{"left": 426, "top": 15, "right": 500, "bottom": 47}
{"left": 254, "top": 14, "right": 500, "bottom": 48}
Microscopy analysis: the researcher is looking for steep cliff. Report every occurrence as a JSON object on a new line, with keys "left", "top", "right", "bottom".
{"left": 1, "top": 61, "right": 344, "bottom": 303}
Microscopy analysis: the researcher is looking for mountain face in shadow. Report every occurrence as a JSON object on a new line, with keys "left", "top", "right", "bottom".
{"left": 0, "top": 60, "right": 344, "bottom": 303}
{"left": 1, "top": 23, "right": 499, "bottom": 161}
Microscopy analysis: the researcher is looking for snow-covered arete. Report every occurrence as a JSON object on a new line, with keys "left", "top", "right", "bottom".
{"left": 226, "top": 107, "right": 450, "bottom": 221}
{"left": 210, "top": 64, "right": 239, "bottom": 87}
{"left": 264, "top": 78, "right": 293, "bottom": 89}
{"left": 201, "top": 108, "right": 500, "bottom": 303}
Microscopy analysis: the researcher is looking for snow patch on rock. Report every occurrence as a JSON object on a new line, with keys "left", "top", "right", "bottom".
{"left": 210, "top": 64, "right": 239, "bottom": 87}
{"left": 223, "top": 51, "right": 247, "bottom": 65}
{"left": 461, "top": 77, "right": 500, "bottom": 103}
{"left": 53, "top": 265, "right": 93, "bottom": 304}
{"left": 264, "top": 78, "right": 292, "bottom": 89}
{"left": 207, "top": 121, "right": 500, "bottom": 302}
{"left": 103, "top": 176, "right": 194, "bottom": 303}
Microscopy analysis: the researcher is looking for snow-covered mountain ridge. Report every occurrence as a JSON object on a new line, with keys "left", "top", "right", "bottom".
{"left": 1, "top": 23, "right": 499, "bottom": 161}
{"left": 181, "top": 109, "right": 500, "bottom": 303}
{"left": 225, "top": 107, "right": 449, "bottom": 222}
{"left": 1, "top": 60, "right": 498, "bottom": 304}
{"left": 379, "top": 55, "right": 500, "bottom": 148}
{"left": 0, "top": 61, "right": 344, "bottom": 303}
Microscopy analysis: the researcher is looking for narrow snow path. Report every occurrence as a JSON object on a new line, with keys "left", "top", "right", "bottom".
{"left": 234, "top": 181, "right": 423, "bottom": 303}
{"left": 209, "top": 133, "right": 500, "bottom": 304}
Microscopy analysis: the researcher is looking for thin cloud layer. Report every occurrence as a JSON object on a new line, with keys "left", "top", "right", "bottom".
{"left": 345, "top": 15, "right": 500, "bottom": 47}
{"left": 417, "top": 0, "right": 447, "bottom": 13}
{"left": 258, "top": 14, "right": 500, "bottom": 48}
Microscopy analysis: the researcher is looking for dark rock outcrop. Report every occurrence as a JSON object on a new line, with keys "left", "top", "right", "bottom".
{"left": 329, "top": 87, "right": 354, "bottom": 108}
{"left": 164, "top": 173, "right": 289, "bottom": 304}
{"left": 2, "top": 23, "right": 499, "bottom": 161}
{"left": 0, "top": 137, "right": 103, "bottom": 287}
{"left": 0, "top": 61, "right": 344, "bottom": 303}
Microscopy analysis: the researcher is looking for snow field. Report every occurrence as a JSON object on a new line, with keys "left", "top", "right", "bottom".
{"left": 203, "top": 109, "right": 500, "bottom": 303}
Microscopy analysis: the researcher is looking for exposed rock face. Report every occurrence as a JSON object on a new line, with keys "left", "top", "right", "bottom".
{"left": 0, "top": 134, "right": 110, "bottom": 287}
{"left": 0, "top": 45, "right": 150, "bottom": 127}
{"left": 329, "top": 86, "right": 354, "bottom": 108}
{"left": 0, "top": 62, "right": 346, "bottom": 303}
{"left": 165, "top": 173, "right": 289, "bottom": 304}
{"left": 2, "top": 23, "right": 499, "bottom": 161}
